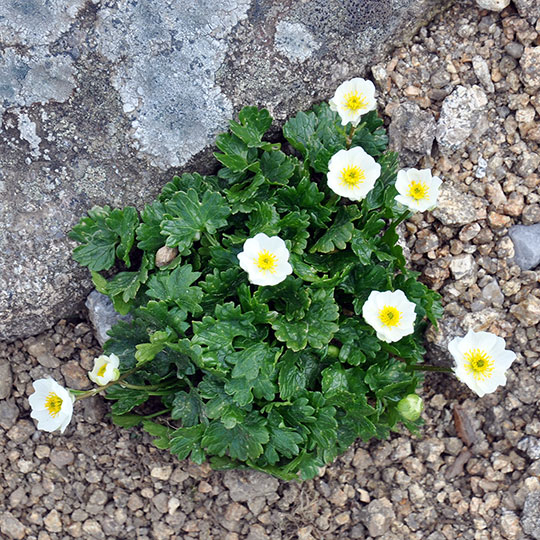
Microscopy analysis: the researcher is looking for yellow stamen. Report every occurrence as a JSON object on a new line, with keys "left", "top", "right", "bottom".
{"left": 97, "top": 363, "right": 107, "bottom": 377}
{"left": 408, "top": 180, "right": 429, "bottom": 201}
{"left": 343, "top": 91, "right": 368, "bottom": 112}
{"left": 255, "top": 250, "right": 278, "bottom": 273}
{"left": 45, "top": 392, "right": 63, "bottom": 417}
{"left": 378, "top": 305, "right": 402, "bottom": 327}
{"left": 340, "top": 165, "right": 365, "bottom": 189}
{"left": 463, "top": 349, "right": 494, "bottom": 381}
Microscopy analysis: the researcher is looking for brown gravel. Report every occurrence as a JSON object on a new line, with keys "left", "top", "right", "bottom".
{"left": 1, "top": 1, "right": 540, "bottom": 539}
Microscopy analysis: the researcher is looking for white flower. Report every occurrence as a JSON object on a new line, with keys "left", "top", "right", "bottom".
{"left": 395, "top": 168, "right": 442, "bottom": 212}
{"left": 329, "top": 77, "right": 377, "bottom": 127}
{"left": 448, "top": 330, "right": 516, "bottom": 397}
{"left": 88, "top": 353, "right": 121, "bottom": 386}
{"left": 327, "top": 147, "right": 381, "bottom": 201}
{"left": 362, "top": 290, "right": 417, "bottom": 343}
{"left": 28, "top": 378, "right": 75, "bottom": 433}
{"left": 237, "top": 233, "right": 293, "bottom": 286}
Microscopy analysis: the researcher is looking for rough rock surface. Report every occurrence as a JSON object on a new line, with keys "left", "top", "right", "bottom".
{"left": 0, "top": 0, "right": 452, "bottom": 342}
{"left": 508, "top": 224, "right": 540, "bottom": 270}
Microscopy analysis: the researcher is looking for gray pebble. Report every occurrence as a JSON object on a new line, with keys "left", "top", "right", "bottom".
{"left": 508, "top": 224, "right": 540, "bottom": 270}
{"left": 521, "top": 491, "right": 540, "bottom": 539}
{"left": 0, "top": 361, "right": 13, "bottom": 399}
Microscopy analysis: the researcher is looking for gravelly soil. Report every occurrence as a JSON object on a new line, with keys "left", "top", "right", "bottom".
{"left": 1, "top": 1, "right": 540, "bottom": 539}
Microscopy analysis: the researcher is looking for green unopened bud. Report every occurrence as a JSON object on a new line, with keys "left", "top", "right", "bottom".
{"left": 397, "top": 394, "right": 423, "bottom": 421}
{"left": 327, "top": 345, "right": 340, "bottom": 358}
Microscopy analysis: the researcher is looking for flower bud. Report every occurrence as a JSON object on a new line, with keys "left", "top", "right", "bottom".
{"left": 397, "top": 394, "right": 423, "bottom": 421}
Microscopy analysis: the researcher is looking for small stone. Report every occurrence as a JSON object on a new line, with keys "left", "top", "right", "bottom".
{"left": 500, "top": 512, "right": 522, "bottom": 540}
{"left": 415, "top": 231, "right": 439, "bottom": 254}
{"left": 44, "top": 510, "right": 62, "bottom": 533}
{"left": 0, "top": 361, "right": 13, "bottom": 399}
{"left": 225, "top": 502, "right": 248, "bottom": 521}
{"left": 50, "top": 449, "right": 75, "bottom": 468}
{"left": 82, "top": 519, "right": 103, "bottom": 537}
{"left": 482, "top": 280, "right": 504, "bottom": 307}
{"left": 523, "top": 204, "right": 540, "bottom": 225}
{"left": 521, "top": 491, "right": 540, "bottom": 539}
{"left": 417, "top": 438, "right": 445, "bottom": 463}
{"left": 475, "top": 0, "right": 510, "bottom": 10}
{"left": 511, "top": 296, "right": 540, "bottom": 326}
{"left": 459, "top": 223, "right": 481, "bottom": 242}
{"left": 449, "top": 254, "right": 475, "bottom": 280}
{"left": 436, "top": 85, "right": 488, "bottom": 156}
{"left": 61, "top": 361, "right": 91, "bottom": 390}
{"left": 223, "top": 471, "right": 279, "bottom": 502}
{"left": 389, "top": 101, "right": 437, "bottom": 165}
{"left": 520, "top": 47, "right": 540, "bottom": 90}
{"left": 508, "top": 224, "right": 540, "bottom": 270}
{"left": 155, "top": 246, "right": 178, "bottom": 267}
{"left": 7, "top": 420, "right": 35, "bottom": 443}
{"left": 26, "top": 336, "right": 60, "bottom": 368}
{"left": 247, "top": 524, "right": 269, "bottom": 540}
{"left": 0, "top": 400, "right": 19, "bottom": 430}
{"left": 335, "top": 511, "right": 351, "bottom": 525}
{"left": 361, "top": 498, "right": 396, "bottom": 537}
{"left": 505, "top": 42, "right": 524, "bottom": 59}
{"left": 0, "top": 513, "right": 27, "bottom": 539}
{"left": 488, "top": 211, "right": 511, "bottom": 228}
{"left": 517, "top": 437, "right": 540, "bottom": 460}
{"left": 513, "top": 0, "right": 540, "bottom": 17}
{"left": 472, "top": 55, "right": 495, "bottom": 92}
{"left": 86, "top": 290, "right": 132, "bottom": 347}
{"left": 152, "top": 493, "right": 169, "bottom": 514}
{"left": 432, "top": 182, "right": 486, "bottom": 225}
{"left": 151, "top": 465, "right": 173, "bottom": 481}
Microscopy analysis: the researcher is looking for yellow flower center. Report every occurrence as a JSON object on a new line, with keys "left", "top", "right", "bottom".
{"left": 463, "top": 349, "right": 494, "bottom": 381}
{"left": 344, "top": 91, "right": 368, "bottom": 112}
{"left": 340, "top": 165, "right": 365, "bottom": 189}
{"left": 255, "top": 250, "right": 278, "bottom": 273}
{"left": 97, "top": 364, "right": 107, "bottom": 377}
{"left": 408, "top": 180, "right": 429, "bottom": 201}
{"left": 45, "top": 392, "right": 63, "bottom": 417}
{"left": 378, "top": 305, "right": 402, "bottom": 327}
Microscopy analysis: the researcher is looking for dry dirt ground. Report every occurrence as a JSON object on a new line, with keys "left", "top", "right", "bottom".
{"left": 1, "top": 1, "right": 540, "bottom": 539}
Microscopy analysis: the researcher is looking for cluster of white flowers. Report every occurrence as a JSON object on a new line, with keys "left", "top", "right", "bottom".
{"left": 30, "top": 78, "right": 517, "bottom": 435}
{"left": 29, "top": 354, "right": 120, "bottom": 433}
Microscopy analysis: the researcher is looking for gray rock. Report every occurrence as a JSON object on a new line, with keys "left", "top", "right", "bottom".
{"left": 361, "top": 498, "right": 396, "bottom": 537}
{"left": 0, "top": 512, "right": 27, "bottom": 540}
{"left": 86, "top": 291, "right": 132, "bottom": 347}
{"left": 508, "top": 224, "right": 540, "bottom": 270}
{"left": 0, "top": 361, "right": 13, "bottom": 399}
{"left": 436, "top": 85, "right": 488, "bottom": 156}
{"left": 513, "top": 0, "right": 540, "bottom": 18}
{"left": 223, "top": 470, "right": 279, "bottom": 502}
{"left": 475, "top": 0, "right": 510, "bottom": 10}
{"left": 432, "top": 181, "right": 486, "bottom": 225}
{"left": 481, "top": 279, "right": 504, "bottom": 307}
{"left": 389, "top": 101, "right": 437, "bottom": 166}
{"left": 520, "top": 48, "right": 540, "bottom": 91}
{"left": 517, "top": 437, "right": 540, "bottom": 460}
{"left": 0, "top": 400, "right": 20, "bottom": 430}
{"left": 521, "top": 491, "right": 540, "bottom": 539}
{"left": 0, "top": 0, "right": 453, "bottom": 341}
{"left": 511, "top": 296, "right": 540, "bottom": 327}
{"left": 472, "top": 55, "right": 494, "bottom": 93}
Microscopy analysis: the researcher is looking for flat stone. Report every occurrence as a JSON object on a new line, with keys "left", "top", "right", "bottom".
{"left": 432, "top": 182, "right": 486, "bottom": 225}
{"left": 436, "top": 85, "right": 488, "bottom": 156}
{"left": 0, "top": 0, "right": 453, "bottom": 341}
{"left": 50, "top": 449, "right": 75, "bottom": 468}
{"left": 0, "top": 400, "right": 20, "bottom": 430}
{"left": 361, "top": 498, "right": 396, "bottom": 537}
{"left": 449, "top": 253, "right": 475, "bottom": 280}
{"left": 508, "top": 224, "right": 540, "bottom": 270}
{"left": 0, "top": 513, "right": 27, "bottom": 540}
{"left": 521, "top": 491, "right": 540, "bottom": 540}
{"left": 472, "top": 55, "right": 495, "bottom": 92}
{"left": 388, "top": 101, "right": 437, "bottom": 166}
{"left": 61, "top": 360, "right": 91, "bottom": 390}
{"left": 26, "top": 336, "right": 60, "bottom": 368}
{"left": 0, "top": 361, "right": 13, "bottom": 399}
{"left": 223, "top": 470, "right": 279, "bottom": 502}
{"left": 511, "top": 296, "right": 540, "bottom": 326}
{"left": 44, "top": 509, "right": 63, "bottom": 533}
{"left": 520, "top": 47, "right": 540, "bottom": 91}
{"left": 7, "top": 420, "right": 35, "bottom": 443}
{"left": 513, "top": 0, "right": 540, "bottom": 17}
{"left": 475, "top": 0, "right": 510, "bottom": 10}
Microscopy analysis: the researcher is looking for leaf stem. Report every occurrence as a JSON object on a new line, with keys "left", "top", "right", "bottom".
{"left": 345, "top": 124, "right": 357, "bottom": 149}
{"left": 73, "top": 367, "right": 139, "bottom": 401}
{"left": 409, "top": 364, "right": 453, "bottom": 373}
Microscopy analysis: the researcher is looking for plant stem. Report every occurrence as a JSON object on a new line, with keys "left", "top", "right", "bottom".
{"left": 204, "top": 232, "right": 218, "bottom": 247}
{"left": 410, "top": 365, "right": 453, "bottom": 373}
{"left": 74, "top": 367, "right": 139, "bottom": 401}
{"left": 119, "top": 382, "right": 161, "bottom": 391}
{"left": 345, "top": 124, "right": 357, "bottom": 149}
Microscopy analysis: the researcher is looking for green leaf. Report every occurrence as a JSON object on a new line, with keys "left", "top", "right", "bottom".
{"left": 142, "top": 420, "right": 172, "bottom": 449}
{"left": 161, "top": 189, "right": 230, "bottom": 250}
{"left": 321, "top": 364, "right": 349, "bottom": 394}
{"left": 334, "top": 319, "right": 381, "bottom": 365}
{"left": 246, "top": 201, "right": 281, "bottom": 236}
{"left": 200, "top": 268, "right": 245, "bottom": 313}
{"left": 170, "top": 424, "right": 206, "bottom": 463}
{"left": 215, "top": 133, "right": 256, "bottom": 172}
{"left": 229, "top": 107, "right": 274, "bottom": 148}
{"left": 201, "top": 413, "right": 269, "bottom": 461}
{"left": 136, "top": 201, "right": 168, "bottom": 252}
{"left": 171, "top": 389, "right": 205, "bottom": 427}
{"left": 256, "top": 277, "right": 310, "bottom": 321}
{"left": 364, "top": 152, "right": 398, "bottom": 211}
{"left": 106, "top": 259, "right": 149, "bottom": 303}
{"left": 106, "top": 387, "right": 149, "bottom": 415}
{"left": 278, "top": 351, "right": 308, "bottom": 400}
{"left": 264, "top": 410, "right": 304, "bottom": 464}
{"left": 72, "top": 228, "right": 118, "bottom": 271}
{"left": 310, "top": 207, "right": 355, "bottom": 253}
{"left": 260, "top": 150, "right": 295, "bottom": 184}
{"left": 111, "top": 413, "right": 144, "bottom": 428}
{"left": 146, "top": 265, "right": 202, "bottom": 315}
{"left": 160, "top": 173, "right": 220, "bottom": 201}
{"left": 309, "top": 406, "right": 338, "bottom": 449}
{"left": 272, "top": 288, "right": 339, "bottom": 351}
{"left": 364, "top": 358, "right": 418, "bottom": 400}
{"left": 135, "top": 342, "right": 165, "bottom": 365}
{"left": 107, "top": 207, "right": 139, "bottom": 267}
